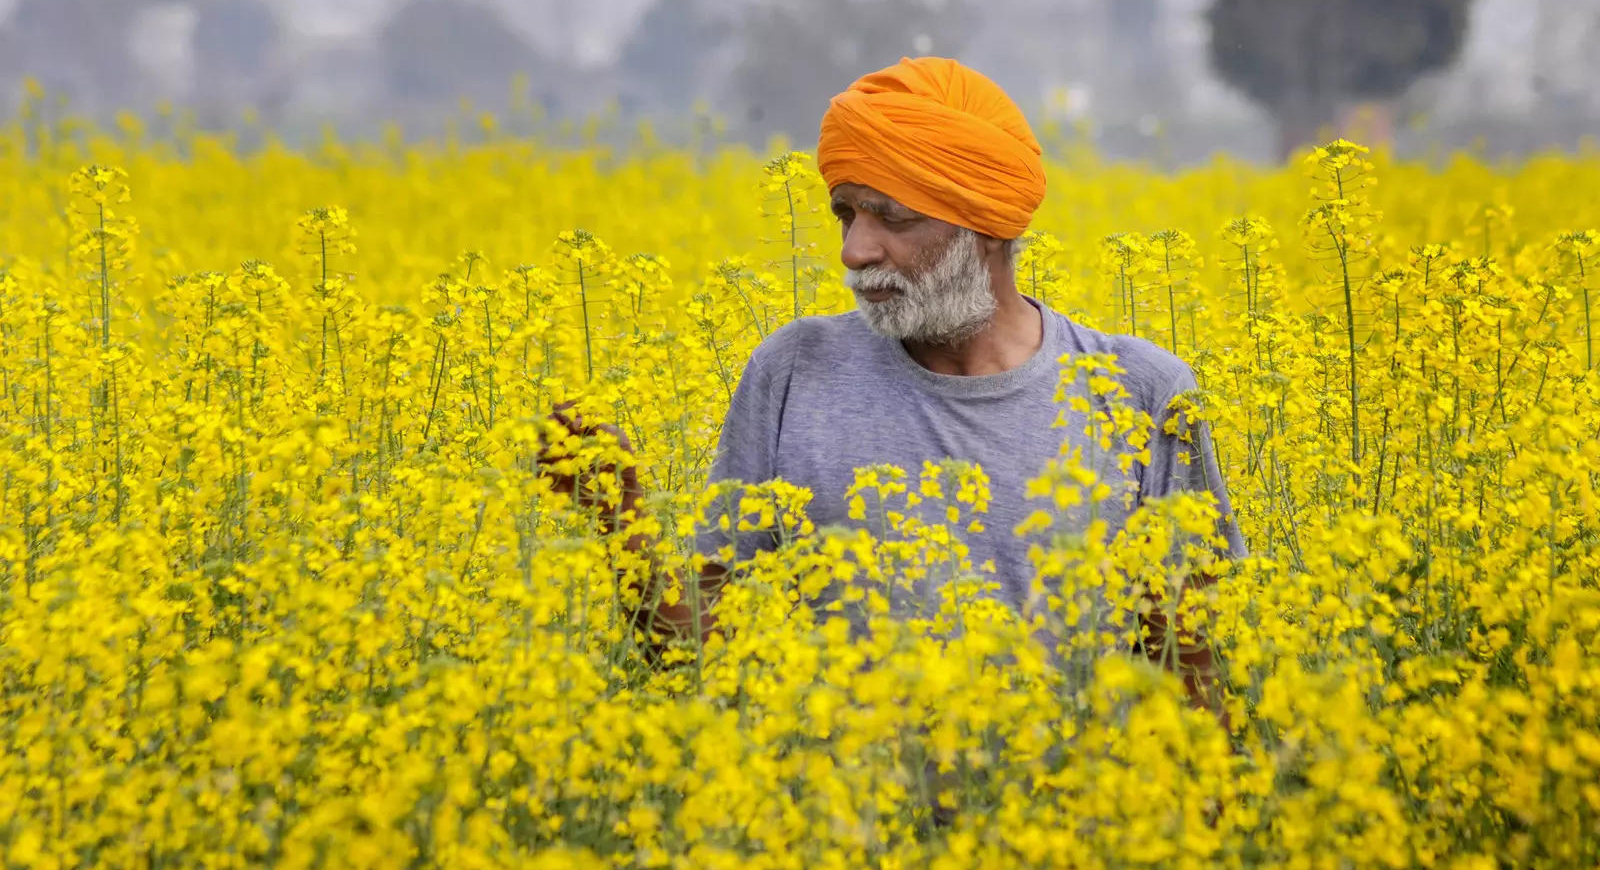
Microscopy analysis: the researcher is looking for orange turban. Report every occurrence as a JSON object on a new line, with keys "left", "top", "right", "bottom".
{"left": 818, "top": 57, "right": 1046, "bottom": 239}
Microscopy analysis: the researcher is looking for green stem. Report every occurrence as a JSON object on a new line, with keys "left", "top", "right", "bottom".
{"left": 420, "top": 333, "right": 448, "bottom": 443}
{"left": 98, "top": 204, "right": 110, "bottom": 350}
{"left": 786, "top": 178, "right": 800, "bottom": 320}
{"left": 1579, "top": 256, "right": 1591, "bottom": 370}
{"left": 579, "top": 262, "right": 594, "bottom": 382}
{"left": 318, "top": 230, "right": 329, "bottom": 383}
{"left": 1164, "top": 246, "right": 1179, "bottom": 355}
{"left": 111, "top": 364, "right": 124, "bottom": 523}
{"left": 1332, "top": 171, "right": 1360, "bottom": 468}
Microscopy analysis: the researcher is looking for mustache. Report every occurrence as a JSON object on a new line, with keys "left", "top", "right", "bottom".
{"left": 844, "top": 267, "right": 911, "bottom": 293}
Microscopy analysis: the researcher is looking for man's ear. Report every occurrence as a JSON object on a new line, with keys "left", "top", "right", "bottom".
{"left": 977, "top": 233, "right": 1010, "bottom": 267}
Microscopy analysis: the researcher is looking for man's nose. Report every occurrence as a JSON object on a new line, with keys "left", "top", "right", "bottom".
{"left": 840, "top": 221, "right": 886, "bottom": 271}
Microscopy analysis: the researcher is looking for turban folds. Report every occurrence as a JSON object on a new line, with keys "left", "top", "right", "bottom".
{"left": 818, "top": 56, "right": 1045, "bottom": 239}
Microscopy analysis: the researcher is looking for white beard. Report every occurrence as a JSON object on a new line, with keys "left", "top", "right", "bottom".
{"left": 845, "top": 228, "right": 996, "bottom": 346}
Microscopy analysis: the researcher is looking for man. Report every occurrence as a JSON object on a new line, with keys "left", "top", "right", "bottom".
{"left": 544, "top": 57, "right": 1245, "bottom": 713}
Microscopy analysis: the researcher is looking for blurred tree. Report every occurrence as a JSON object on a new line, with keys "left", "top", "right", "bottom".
{"left": 379, "top": 0, "right": 553, "bottom": 109}
{"left": 1110, "top": 0, "right": 1178, "bottom": 117}
{"left": 1532, "top": 1, "right": 1600, "bottom": 117}
{"left": 192, "top": 0, "right": 287, "bottom": 127}
{"left": 0, "top": 0, "right": 159, "bottom": 112}
{"left": 731, "top": 0, "right": 979, "bottom": 145}
{"left": 618, "top": 0, "right": 732, "bottom": 115}
{"left": 194, "top": 0, "right": 278, "bottom": 77}
{"left": 1207, "top": 0, "right": 1474, "bottom": 158}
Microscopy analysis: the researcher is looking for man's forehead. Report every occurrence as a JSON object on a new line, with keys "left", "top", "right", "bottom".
{"left": 830, "top": 183, "right": 916, "bottom": 214}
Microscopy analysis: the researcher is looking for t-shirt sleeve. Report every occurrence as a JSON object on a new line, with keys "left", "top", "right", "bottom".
{"left": 1139, "top": 364, "right": 1248, "bottom": 562}
{"left": 693, "top": 338, "right": 792, "bottom": 567}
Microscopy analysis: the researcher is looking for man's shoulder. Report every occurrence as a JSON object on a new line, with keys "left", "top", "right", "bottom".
{"left": 748, "top": 309, "right": 873, "bottom": 373}
{"left": 1053, "top": 314, "right": 1196, "bottom": 413}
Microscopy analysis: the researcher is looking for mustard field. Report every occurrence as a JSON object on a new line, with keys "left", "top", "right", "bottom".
{"left": 1, "top": 108, "right": 1598, "bottom": 868}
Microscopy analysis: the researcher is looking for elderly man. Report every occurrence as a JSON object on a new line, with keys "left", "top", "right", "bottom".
{"left": 545, "top": 57, "right": 1244, "bottom": 710}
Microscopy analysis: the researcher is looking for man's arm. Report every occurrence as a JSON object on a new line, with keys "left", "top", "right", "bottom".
{"left": 595, "top": 439, "right": 743, "bottom": 655}
{"left": 554, "top": 326, "right": 792, "bottom": 657}
{"left": 634, "top": 559, "right": 728, "bottom": 650}
{"left": 539, "top": 404, "right": 728, "bottom": 656}
{"left": 1138, "top": 572, "right": 1228, "bottom": 731}
{"left": 1136, "top": 365, "right": 1242, "bottom": 731}
{"left": 634, "top": 329, "right": 790, "bottom": 647}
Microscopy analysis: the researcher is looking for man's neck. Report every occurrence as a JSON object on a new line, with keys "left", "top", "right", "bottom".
{"left": 902, "top": 283, "right": 1044, "bottom": 377}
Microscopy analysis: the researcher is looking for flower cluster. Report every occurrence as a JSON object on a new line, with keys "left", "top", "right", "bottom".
{"left": 0, "top": 116, "right": 1598, "bottom": 868}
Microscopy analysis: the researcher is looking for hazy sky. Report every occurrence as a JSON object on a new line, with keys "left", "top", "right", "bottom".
{"left": 267, "top": 0, "right": 657, "bottom": 65}
{"left": 1, "top": 0, "right": 1595, "bottom": 161}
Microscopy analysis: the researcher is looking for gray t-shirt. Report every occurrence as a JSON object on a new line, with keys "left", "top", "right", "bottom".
{"left": 695, "top": 294, "right": 1246, "bottom": 633}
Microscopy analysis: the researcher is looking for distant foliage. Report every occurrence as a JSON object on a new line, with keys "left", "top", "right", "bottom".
{"left": 1207, "top": 0, "right": 1474, "bottom": 156}
{"left": 731, "top": 0, "right": 980, "bottom": 142}
{"left": 379, "top": 0, "right": 550, "bottom": 107}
